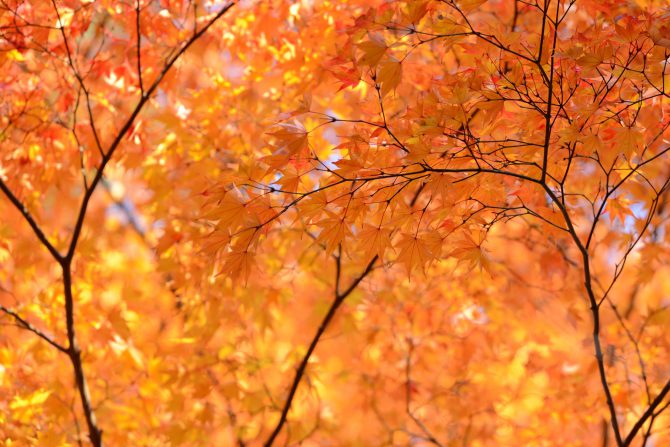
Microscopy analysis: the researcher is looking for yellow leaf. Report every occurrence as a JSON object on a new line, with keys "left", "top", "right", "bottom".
{"left": 6, "top": 49, "right": 25, "bottom": 62}
{"left": 10, "top": 389, "right": 51, "bottom": 410}
{"left": 55, "top": 7, "right": 74, "bottom": 29}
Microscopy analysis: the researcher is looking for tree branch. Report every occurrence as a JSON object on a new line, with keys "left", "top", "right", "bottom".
{"left": 623, "top": 378, "right": 670, "bottom": 446}
{"left": 0, "top": 179, "right": 63, "bottom": 261}
{"left": 0, "top": 305, "right": 68, "bottom": 354}
{"left": 65, "top": 1, "right": 236, "bottom": 261}
{"left": 61, "top": 263, "right": 102, "bottom": 446}
{"left": 135, "top": 0, "right": 144, "bottom": 96}
{"left": 39, "top": 3, "right": 237, "bottom": 446}
{"left": 264, "top": 255, "right": 378, "bottom": 446}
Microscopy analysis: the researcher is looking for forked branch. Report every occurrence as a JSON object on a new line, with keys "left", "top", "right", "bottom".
{"left": 0, "top": 3, "right": 237, "bottom": 446}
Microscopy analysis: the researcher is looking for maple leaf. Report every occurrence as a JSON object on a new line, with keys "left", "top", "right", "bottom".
{"left": 316, "top": 216, "right": 352, "bottom": 256}
{"left": 219, "top": 250, "right": 255, "bottom": 283}
{"left": 202, "top": 193, "right": 248, "bottom": 231}
{"left": 457, "top": 0, "right": 489, "bottom": 13}
{"left": 449, "top": 233, "right": 492, "bottom": 274}
{"left": 300, "top": 189, "right": 330, "bottom": 223}
{"left": 649, "top": 14, "right": 670, "bottom": 48}
{"left": 268, "top": 121, "right": 309, "bottom": 157}
{"left": 616, "top": 126, "right": 643, "bottom": 160}
{"left": 577, "top": 54, "right": 602, "bottom": 70}
{"left": 396, "top": 232, "right": 440, "bottom": 276}
{"left": 358, "top": 225, "right": 393, "bottom": 261}
{"left": 328, "top": 65, "right": 362, "bottom": 91}
{"left": 199, "top": 230, "right": 231, "bottom": 257}
{"left": 378, "top": 59, "right": 402, "bottom": 97}
{"left": 404, "top": 1, "right": 430, "bottom": 24}
{"left": 357, "top": 34, "right": 387, "bottom": 67}
{"left": 605, "top": 197, "right": 634, "bottom": 225}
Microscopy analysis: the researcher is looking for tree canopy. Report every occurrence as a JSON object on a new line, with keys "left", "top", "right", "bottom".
{"left": 1, "top": 0, "right": 670, "bottom": 445}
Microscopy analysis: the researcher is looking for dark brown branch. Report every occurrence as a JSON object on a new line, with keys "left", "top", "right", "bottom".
{"left": 41, "top": 3, "right": 237, "bottom": 447}
{"left": 0, "top": 305, "right": 68, "bottom": 353}
{"left": 543, "top": 189, "right": 623, "bottom": 440}
{"left": 623, "top": 379, "right": 670, "bottom": 446}
{"left": 62, "top": 264, "right": 101, "bottom": 446}
{"left": 135, "top": 0, "right": 144, "bottom": 95}
{"left": 264, "top": 256, "right": 378, "bottom": 446}
{"left": 542, "top": 184, "right": 623, "bottom": 446}
{"left": 373, "top": 79, "right": 408, "bottom": 153}
{"left": 65, "top": 1, "right": 236, "bottom": 261}
{"left": 539, "top": 0, "right": 560, "bottom": 183}
{"left": 51, "top": 0, "right": 105, "bottom": 157}
{"left": 0, "top": 179, "right": 63, "bottom": 261}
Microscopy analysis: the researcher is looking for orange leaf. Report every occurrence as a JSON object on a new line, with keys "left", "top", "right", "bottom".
{"left": 396, "top": 232, "right": 436, "bottom": 276}
{"left": 358, "top": 34, "right": 387, "bottom": 67}
{"left": 358, "top": 225, "right": 393, "bottom": 261}
{"left": 378, "top": 59, "right": 402, "bottom": 97}
{"left": 219, "top": 250, "right": 255, "bottom": 282}
{"left": 317, "top": 217, "right": 352, "bottom": 255}
{"left": 269, "top": 121, "right": 309, "bottom": 157}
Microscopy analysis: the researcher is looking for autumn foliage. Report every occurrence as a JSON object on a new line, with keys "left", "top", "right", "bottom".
{"left": 2, "top": 0, "right": 670, "bottom": 445}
